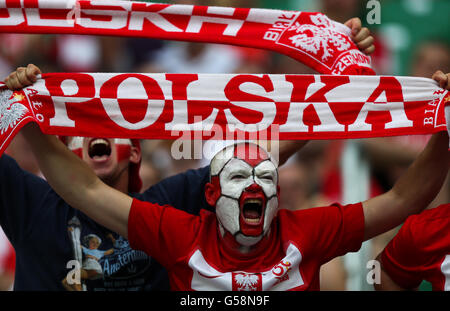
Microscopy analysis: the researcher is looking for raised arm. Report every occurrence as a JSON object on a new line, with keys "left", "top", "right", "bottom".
{"left": 362, "top": 131, "right": 448, "bottom": 240}
{"left": 5, "top": 63, "right": 133, "bottom": 238}
{"left": 20, "top": 123, "right": 132, "bottom": 238}
{"left": 361, "top": 72, "right": 450, "bottom": 241}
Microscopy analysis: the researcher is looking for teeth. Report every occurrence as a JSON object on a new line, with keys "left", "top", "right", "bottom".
{"left": 244, "top": 218, "right": 260, "bottom": 224}
{"left": 90, "top": 139, "right": 109, "bottom": 147}
{"left": 88, "top": 138, "right": 112, "bottom": 159}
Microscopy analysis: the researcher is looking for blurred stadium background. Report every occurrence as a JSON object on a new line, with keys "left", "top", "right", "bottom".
{"left": 1, "top": 0, "right": 449, "bottom": 291}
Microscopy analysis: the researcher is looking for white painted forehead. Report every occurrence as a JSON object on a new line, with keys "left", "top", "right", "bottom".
{"left": 67, "top": 136, "right": 84, "bottom": 150}
{"left": 210, "top": 143, "right": 278, "bottom": 176}
{"left": 210, "top": 144, "right": 235, "bottom": 176}
{"left": 203, "top": 140, "right": 244, "bottom": 162}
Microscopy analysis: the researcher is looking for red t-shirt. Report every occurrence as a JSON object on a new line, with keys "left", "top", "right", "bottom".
{"left": 128, "top": 199, "right": 364, "bottom": 291}
{"left": 381, "top": 204, "right": 450, "bottom": 291}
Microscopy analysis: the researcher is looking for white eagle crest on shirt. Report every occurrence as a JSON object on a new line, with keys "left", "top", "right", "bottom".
{"left": 234, "top": 273, "right": 260, "bottom": 291}
{"left": 288, "top": 14, "right": 351, "bottom": 62}
{"left": 0, "top": 90, "right": 29, "bottom": 134}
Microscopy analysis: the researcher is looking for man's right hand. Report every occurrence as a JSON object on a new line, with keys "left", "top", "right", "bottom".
{"left": 5, "top": 64, "right": 41, "bottom": 90}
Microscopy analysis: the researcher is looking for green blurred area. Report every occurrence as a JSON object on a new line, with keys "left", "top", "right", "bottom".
{"left": 369, "top": 0, "right": 450, "bottom": 76}
{"left": 419, "top": 280, "right": 432, "bottom": 291}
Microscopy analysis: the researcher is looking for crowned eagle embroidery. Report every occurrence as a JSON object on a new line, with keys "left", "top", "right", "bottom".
{"left": 288, "top": 14, "right": 351, "bottom": 62}
{"left": 234, "top": 273, "right": 261, "bottom": 291}
{"left": 0, "top": 90, "right": 29, "bottom": 135}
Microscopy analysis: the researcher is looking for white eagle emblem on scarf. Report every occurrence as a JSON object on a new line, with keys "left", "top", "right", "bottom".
{"left": 288, "top": 14, "right": 351, "bottom": 62}
{"left": 0, "top": 90, "right": 29, "bottom": 134}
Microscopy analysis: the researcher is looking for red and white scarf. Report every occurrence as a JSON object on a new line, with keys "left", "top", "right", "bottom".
{"left": 0, "top": 73, "right": 448, "bottom": 155}
{"left": 0, "top": 0, "right": 373, "bottom": 75}
{"left": 0, "top": 0, "right": 449, "bottom": 155}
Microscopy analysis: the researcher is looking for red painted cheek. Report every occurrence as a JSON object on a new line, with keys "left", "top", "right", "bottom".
{"left": 208, "top": 175, "right": 222, "bottom": 204}
{"left": 71, "top": 148, "right": 83, "bottom": 159}
{"left": 115, "top": 144, "right": 132, "bottom": 162}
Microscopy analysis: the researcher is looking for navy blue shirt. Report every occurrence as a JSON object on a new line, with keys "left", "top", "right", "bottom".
{"left": 0, "top": 154, "right": 211, "bottom": 291}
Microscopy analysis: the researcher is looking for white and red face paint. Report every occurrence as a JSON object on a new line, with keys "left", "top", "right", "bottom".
{"left": 67, "top": 137, "right": 132, "bottom": 162}
{"left": 210, "top": 143, "right": 279, "bottom": 247}
{"left": 66, "top": 136, "right": 142, "bottom": 193}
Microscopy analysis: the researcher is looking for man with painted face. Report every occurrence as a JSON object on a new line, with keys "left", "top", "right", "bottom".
{"left": 65, "top": 136, "right": 143, "bottom": 194}
{"left": 206, "top": 143, "right": 280, "bottom": 250}
{"left": 11, "top": 65, "right": 450, "bottom": 290}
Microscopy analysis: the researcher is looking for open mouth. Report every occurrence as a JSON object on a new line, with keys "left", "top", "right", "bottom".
{"left": 242, "top": 198, "right": 263, "bottom": 224}
{"left": 88, "top": 138, "right": 112, "bottom": 160}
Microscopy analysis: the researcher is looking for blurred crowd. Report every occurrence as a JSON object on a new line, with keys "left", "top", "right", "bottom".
{"left": 1, "top": 0, "right": 449, "bottom": 291}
